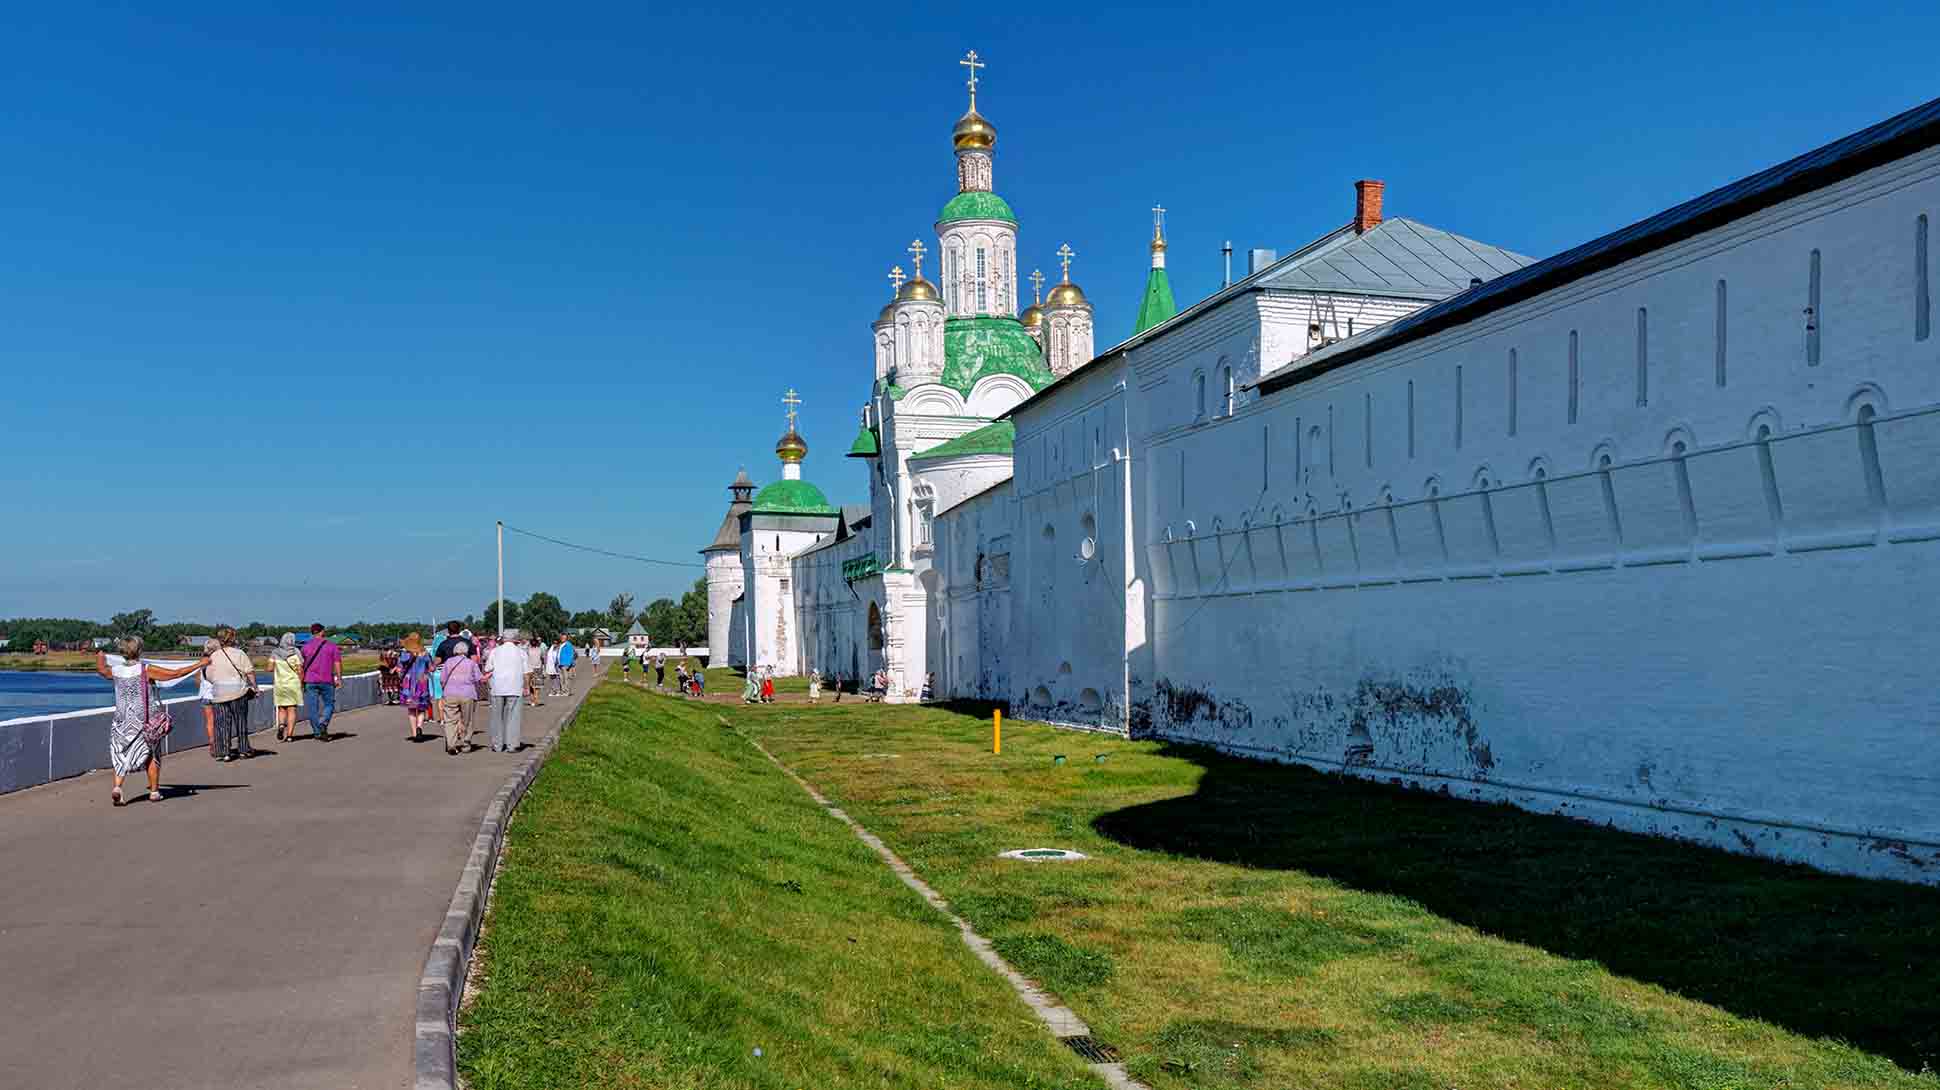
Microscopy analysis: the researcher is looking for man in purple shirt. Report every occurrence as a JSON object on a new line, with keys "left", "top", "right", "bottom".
{"left": 300, "top": 623, "right": 344, "bottom": 742}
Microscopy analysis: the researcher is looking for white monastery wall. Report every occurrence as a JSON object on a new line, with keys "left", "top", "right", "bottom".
{"left": 742, "top": 521, "right": 826, "bottom": 676}
{"left": 1140, "top": 147, "right": 1940, "bottom": 883}
{"left": 794, "top": 532, "right": 871, "bottom": 682}
{"left": 1008, "top": 359, "right": 1135, "bottom": 729}
{"left": 932, "top": 480, "right": 1015, "bottom": 701}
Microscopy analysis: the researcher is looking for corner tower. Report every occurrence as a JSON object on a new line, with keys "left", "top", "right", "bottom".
{"left": 700, "top": 467, "right": 754, "bottom": 663}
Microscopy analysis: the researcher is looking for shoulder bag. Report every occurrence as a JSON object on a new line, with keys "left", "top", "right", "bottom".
{"left": 139, "top": 666, "right": 174, "bottom": 746}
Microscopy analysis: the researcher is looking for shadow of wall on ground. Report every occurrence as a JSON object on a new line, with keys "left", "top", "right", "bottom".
{"left": 1090, "top": 742, "right": 1940, "bottom": 1072}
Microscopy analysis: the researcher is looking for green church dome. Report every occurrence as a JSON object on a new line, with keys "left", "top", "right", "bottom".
{"left": 940, "top": 316, "right": 1054, "bottom": 395}
{"left": 750, "top": 479, "right": 839, "bottom": 516}
{"left": 937, "top": 191, "right": 1017, "bottom": 225}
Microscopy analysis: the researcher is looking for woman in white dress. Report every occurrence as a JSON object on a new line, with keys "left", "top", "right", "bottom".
{"left": 96, "top": 636, "right": 210, "bottom": 806}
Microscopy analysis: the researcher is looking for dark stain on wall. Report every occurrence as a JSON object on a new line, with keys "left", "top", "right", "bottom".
{"left": 1341, "top": 676, "right": 1490, "bottom": 775}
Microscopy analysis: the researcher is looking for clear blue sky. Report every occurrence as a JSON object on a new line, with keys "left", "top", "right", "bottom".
{"left": 4, "top": 1, "right": 1936, "bottom": 625}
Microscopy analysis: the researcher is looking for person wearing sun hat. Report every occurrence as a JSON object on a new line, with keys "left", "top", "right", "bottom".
{"left": 398, "top": 632, "right": 433, "bottom": 741}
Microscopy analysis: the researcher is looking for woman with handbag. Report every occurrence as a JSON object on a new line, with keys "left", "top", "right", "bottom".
{"left": 97, "top": 637, "right": 209, "bottom": 806}
{"left": 272, "top": 632, "right": 304, "bottom": 742}
{"left": 206, "top": 627, "right": 260, "bottom": 762}
{"left": 398, "top": 633, "right": 433, "bottom": 741}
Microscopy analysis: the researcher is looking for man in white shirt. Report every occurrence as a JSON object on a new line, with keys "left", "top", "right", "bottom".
{"left": 486, "top": 636, "right": 530, "bottom": 752}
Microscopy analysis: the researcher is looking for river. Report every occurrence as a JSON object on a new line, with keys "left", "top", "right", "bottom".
{"left": 0, "top": 669, "right": 270, "bottom": 722}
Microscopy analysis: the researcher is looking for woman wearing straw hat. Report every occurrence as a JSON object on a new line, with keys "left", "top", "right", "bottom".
{"left": 397, "top": 632, "right": 433, "bottom": 741}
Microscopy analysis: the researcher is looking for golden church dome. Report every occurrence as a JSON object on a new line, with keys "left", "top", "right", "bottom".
{"left": 877, "top": 300, "right": 897, "bottom": 324}
{"left": 898, "top": 277, "right": 939, "bottom": 303}
{"left": 953, "top": 108, "right": 996, "bottom": 151}
{"left": 1046, "top": 281, "right": 1088, "bottom": 307}
{"left": 775, "top": 429, "right": 808, "bottom": 463}
{"left": 1019, "top": 303, "right": 1044, "bottom": 329}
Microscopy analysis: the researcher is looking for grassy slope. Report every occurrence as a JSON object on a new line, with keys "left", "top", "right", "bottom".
{"left": 457, "top": 682, "right": 1097, "bottom": 1090}
{"left": 745, "top": 702, "right": 1940, "bottom": 1090}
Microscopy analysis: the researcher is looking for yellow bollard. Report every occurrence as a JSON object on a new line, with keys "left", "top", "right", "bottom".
{"left": 993, "top": 708, "right": 1002, "bottom": 754}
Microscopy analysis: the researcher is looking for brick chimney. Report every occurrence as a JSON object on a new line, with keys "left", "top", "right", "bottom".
{"left": 1353, "top": 179, "right": 1385, "bottom": 233}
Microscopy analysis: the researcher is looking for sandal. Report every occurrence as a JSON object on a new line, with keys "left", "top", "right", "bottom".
{"left": 148, "top": 790, "right": 163, "bottom": 802}
{"left": 111, "top": 786, "right": 123, "bottom": 807}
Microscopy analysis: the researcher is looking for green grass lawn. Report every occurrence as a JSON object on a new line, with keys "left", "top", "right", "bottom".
{"left": 456, "top": 681, "right": 1098, "bottom": 1089}
{"left": 741, "top": 700, "right": 1940, "bottom": 1090}
{"left": 464, "top": 683, "right": 1940, "bottom": 1089}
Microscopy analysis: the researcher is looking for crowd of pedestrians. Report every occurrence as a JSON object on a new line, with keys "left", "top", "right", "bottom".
{"left": 95, "top": 621, "right": 606, "bottom": 806}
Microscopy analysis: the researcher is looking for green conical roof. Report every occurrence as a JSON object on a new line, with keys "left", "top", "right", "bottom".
{"left": 1134, "top": 265, "right": 1177, "bottom": 334}
{"left": 846, "top": 425, "right": 880, "bottom": 458}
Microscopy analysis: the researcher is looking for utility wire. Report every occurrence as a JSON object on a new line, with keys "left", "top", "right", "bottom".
{"left": 502, "top": 523, "right": 704, "bottom": 569}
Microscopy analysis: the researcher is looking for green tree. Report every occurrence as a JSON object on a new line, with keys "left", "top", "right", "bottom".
{"left": 569, "top": 609, "right": 607, "bottom": 631}
{"left": 676, "top": 577, "right": 709, "bottom": 647}
{"left": 606, "top": 593, "right": 635, "bottom": 632}
{"left": 641, "top": 598, "right": 679, "bottom": 647}
{"left": 521, "top": 592, "right": 569, "bottom": 640}
{"left": 482, "top": 599, "right": 522, "bottom": 634}
{"left": 109, "top": 609, "right": 156, "bottom": 636}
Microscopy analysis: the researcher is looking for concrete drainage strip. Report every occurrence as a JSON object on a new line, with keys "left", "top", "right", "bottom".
{"left": 744, "top": 735, "right": 1151, "bottom": 1090}
{"left": 412, "top": 691, "right": 591, "bottom": 1090}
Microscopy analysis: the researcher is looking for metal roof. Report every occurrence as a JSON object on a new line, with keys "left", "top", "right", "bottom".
{"left": 1004, "top": 213, "right": 1528, "bottom": 418}
{"left": 1259, "top": 93, "right": 1940, "bottom": 395}
{"left": 1257, "top": 217, "right": 1531, "bottom": 300}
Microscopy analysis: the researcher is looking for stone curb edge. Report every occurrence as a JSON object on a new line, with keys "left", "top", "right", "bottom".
{"left": 411, "top": 693, "right": 589, "bottom": 1090}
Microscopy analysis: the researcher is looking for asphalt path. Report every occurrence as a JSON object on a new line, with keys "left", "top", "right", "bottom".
{"left": 0, "top": 669, "right": 595, "bottom": 1090}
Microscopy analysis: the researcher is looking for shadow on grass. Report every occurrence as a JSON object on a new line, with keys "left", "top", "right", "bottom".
{"left": 1092, "top": 743, "right": 1940, "bottom": 1072}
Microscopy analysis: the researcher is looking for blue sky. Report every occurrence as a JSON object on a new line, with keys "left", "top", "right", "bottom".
{"left": 3, "top": 1, "right": 1937, "bottom": 624}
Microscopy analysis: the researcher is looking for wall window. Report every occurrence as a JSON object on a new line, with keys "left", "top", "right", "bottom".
{"left": 1223, "top": 365, "right": 1236, "bottom": 416}
{"left": 1193, "top": 370, "right": 1207, "bottom": 419}
{"left": 976, "top": 247, "right": 989, "bottom": 312}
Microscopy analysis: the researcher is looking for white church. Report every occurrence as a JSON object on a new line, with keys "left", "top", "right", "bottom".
{"left": 702, "top": 56, "right": 1940, "bottom": 885}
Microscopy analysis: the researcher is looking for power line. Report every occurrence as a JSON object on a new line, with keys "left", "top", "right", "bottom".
{"left": 502, "top": 523, "right": 704, "bottom": 569}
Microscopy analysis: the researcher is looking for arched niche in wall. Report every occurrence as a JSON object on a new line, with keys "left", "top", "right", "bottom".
{"left": 1844, "top": 382, "right": 1890, "bottom": 422}
{"left": 966, "top": 373, "right": 1032, "bottom": 417}
{"left": 867, "top": 601, "right": 884, "bottom": 651}
{"left": 904, "top": 384, "right": 967, "bottom": 416}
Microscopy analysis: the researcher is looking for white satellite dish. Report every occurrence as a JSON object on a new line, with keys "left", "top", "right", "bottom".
{"left": 1077, "top": 536, "right": 1097, "bottom": 562}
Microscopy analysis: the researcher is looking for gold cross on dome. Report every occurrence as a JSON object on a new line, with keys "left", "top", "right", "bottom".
{"left": 907, "top": 239, "right": 927, "bottom": 279}
{"left": 1028, "top": 268, "right": 1044, "bottom": 304}
{"left": 888, "top": 265, "right": 906, "bottom": 293}
{"left": 782, "top": 388, "right": 802, "bottom": 430}
{"left": 1056, "top": 243, "right": 1075, "bottom": 280}
{"left": 959, "top": 50, "right": 984, "bottom": 105}
{"left": 1152, "top": 203, "right": 1166, "bottom": 232}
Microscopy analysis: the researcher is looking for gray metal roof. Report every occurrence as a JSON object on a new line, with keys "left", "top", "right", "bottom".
{"left": 1258, "top": 218, "right": 1532, "bottom": 300}
{"left": 1259, "top": 93, "right": 1940, "bottom": 395}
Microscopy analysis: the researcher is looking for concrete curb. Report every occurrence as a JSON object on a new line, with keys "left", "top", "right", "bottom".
{"left": 411, "top": 691, "right": 590, "bottom": 1090}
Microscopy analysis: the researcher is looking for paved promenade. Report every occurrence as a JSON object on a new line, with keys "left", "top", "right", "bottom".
{"left": 0, "top": 677, "right": 593, "bottom": 1090}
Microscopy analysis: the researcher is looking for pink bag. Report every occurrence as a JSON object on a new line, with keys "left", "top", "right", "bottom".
{"left": 139, "top": 666, "right": 173, "bottom": 746}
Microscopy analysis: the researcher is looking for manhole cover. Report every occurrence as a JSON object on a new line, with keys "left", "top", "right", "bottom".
{"left": 998, "top": 848, "right": 1088, "bottom": 861}
{"left": 1060, "top": 1035, "right": 1120, "bottom": 1063}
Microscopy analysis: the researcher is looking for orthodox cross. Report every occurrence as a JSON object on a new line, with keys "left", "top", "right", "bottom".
{"left": 1056, "top": 243, "right": 1075, "bottom": 281}
{"left": 959, "top": 50, "right": 984, "bottom": 107}
{"left": 1152, "top": 203, "right": 1166, "bottom": 235}
{"left": 1028, "top": 268, "right": 1045, "bottom": 304}
{"left": 907, "top": 239, "right": 927, "bottom": 280}
{"left": 782, "top": 388, "right": 801, "bottom": 431}
{"left": 888, "top": 265, "right": 906, "bottom": 294}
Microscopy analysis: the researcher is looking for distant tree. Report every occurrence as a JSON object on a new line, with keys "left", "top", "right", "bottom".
{"left": 676, "top": 577, "right": 709, "bottom": 647}
{"left": 569, "top": 609, "right": 607, "bottom": 631}
{"left": 521, "top": 592, "right": 568, "bottom": 640}
{"left": 606, "top": 593, "right": 635, "bottom": 632}
{"left": 109, "top": 609, "right": 156, "bottom": 636}
{"left": 482, "top": 599, "right": 522, "bottom": 634}
{"left": 641, "top": 598, "right": 680, "bottom": 646}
